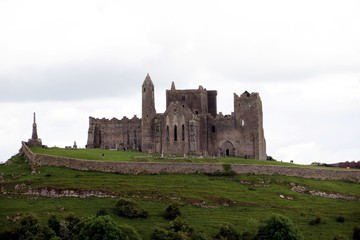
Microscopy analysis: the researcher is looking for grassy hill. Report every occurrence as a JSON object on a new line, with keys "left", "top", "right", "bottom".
{"left": 30, "top": 147, "right": 335, "bottom": 169}
{"left": 0, "top": 151, "right": 359, "bottom": 239}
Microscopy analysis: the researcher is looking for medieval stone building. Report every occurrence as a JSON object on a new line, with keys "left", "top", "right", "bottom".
{"left": 87, "top": 74, "right": 267, "bottom": 159}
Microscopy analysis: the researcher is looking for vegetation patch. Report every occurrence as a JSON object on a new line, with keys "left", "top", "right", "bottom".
{"left": 114, "top": 198, "right": 149, "bottom": 219}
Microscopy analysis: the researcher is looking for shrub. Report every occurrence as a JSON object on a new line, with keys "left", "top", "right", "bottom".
{"left": 354, "top": 225, "right": 360, "bottom": 240}
{"left": 114, "top": 198, "right": 149, "bottom": 218}
{"left": 309, "top": 216, "right": 322, "bottom": 225}
{"left": 164, "top": 203, "right": 181, "bottom": 220}
{"left": 242, "top": 217, "right": 259, "bottom": 240}
{"left": 214, "top": 223, "right": 241, "bottom": 240}
{"left": 60, "top": 214, "right": 84, "bottom": 239}
{"left": 336, "top": 216, "right": 345, "bottom": 223}
{"left": 17, "top": 215, "right": 57, "bottom": 240}
{"left": 256, "top": 214, "right": 304, "bottom": 240}
{"left": 0, "top": 228, "right": 19, "bottom": 240}
{"left": 151, "top": 217, "right": 198, "bottom": 240}
{"left": 222, "top": 164, "right": 236, "bottom": 176}
{"left": 47, "top": 215, "right": 61, "bottom": 236}
{"left": 78, "top": 215, "right": 141, "bottom": 240}
{"left": 96, "top": 207, "right": 109, "bottom": 217}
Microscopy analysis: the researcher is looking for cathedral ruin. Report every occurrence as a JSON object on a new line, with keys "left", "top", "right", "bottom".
{"left": 87, "top": 74, "right": 267, "bottom": 159}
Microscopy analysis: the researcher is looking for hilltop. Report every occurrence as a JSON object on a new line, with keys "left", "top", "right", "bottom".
{"left": 0, "top": 149, "right": 359, "bottom": 239}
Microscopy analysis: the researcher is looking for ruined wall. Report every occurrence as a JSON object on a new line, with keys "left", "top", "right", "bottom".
{"left": 87, "top": 116, "right": 141, "bottom": 150}
{"left": 166, "top": 87, "right": 209, "bottom": 115}
{"left": 234, "top": 92, "right": 266, "bottom": 159}
{"left": 87, "top": 75, "right": 267, "bottom": 159}
{"left": 207, "top": 113, "right": 239, "bottom": 156}
{"left": 162, "top": 102, "right": 192, "bottom": 155}
{"left": 21, "top": 142, "right": 360, "bottom": 182}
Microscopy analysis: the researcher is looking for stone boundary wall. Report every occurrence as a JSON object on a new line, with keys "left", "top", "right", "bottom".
{"left": 21, "top": 142, "right": 360, "bottom": 182}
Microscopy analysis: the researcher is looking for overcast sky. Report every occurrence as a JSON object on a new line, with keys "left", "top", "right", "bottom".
{"left": 1, "top": 0, "right": 359, "bottom": 164}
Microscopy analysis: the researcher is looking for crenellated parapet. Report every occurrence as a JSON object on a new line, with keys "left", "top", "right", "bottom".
{"left": 87, "top": 115, "right": 142, "bottom": 150}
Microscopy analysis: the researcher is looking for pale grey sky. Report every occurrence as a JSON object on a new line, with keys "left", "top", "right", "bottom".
{"left": 1, "top": 0, "right": 360, "bottom": 164}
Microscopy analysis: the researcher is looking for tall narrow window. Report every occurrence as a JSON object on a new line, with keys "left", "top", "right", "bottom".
{"left": 174, "top": 125, "right": 178, "bottom": 141}
{"left": 166, "top": 126, "right": 169, "bottom": 141}
{"left": 212, "top": 125, "right": 216, "bottom": 133}
{"left": 182, "top": 124, "right": 185, "bottom": 141}
{"left": 127, "top": 130, "right": 130, "bottom": 145}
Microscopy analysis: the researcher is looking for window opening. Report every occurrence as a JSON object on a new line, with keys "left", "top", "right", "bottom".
{"left": 166, "top": 126, "right": 169, "bottom": 141}
{"left": 182, "top": 124, "right": 185, "bottom": 141}
{"left": 212, "top": 125, "right": 216, "bottom": 133}
{"left": 174, "top": 125, "right": 178, "bottom": 141}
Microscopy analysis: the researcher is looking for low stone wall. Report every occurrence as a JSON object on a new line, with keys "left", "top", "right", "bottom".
{"left": 21, "top": 142, "right": 360, "bottom": 182}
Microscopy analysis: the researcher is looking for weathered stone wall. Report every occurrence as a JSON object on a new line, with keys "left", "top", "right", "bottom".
{"left": 234, "top": 91, "right": 266, "bottom": 159}
{"left": 21, "top": 142, "right": 360, "bottom": 182}
{"left": 87, "top": 116, "right": 141, "bottom": 150}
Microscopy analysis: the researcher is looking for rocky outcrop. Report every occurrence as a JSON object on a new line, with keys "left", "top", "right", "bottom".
{"left": 291, "top": 185, "right": 359, "bottom": 201}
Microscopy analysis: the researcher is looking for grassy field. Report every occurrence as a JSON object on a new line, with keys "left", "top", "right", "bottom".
{"left": 30, "top": 147, "right": 340, "bottom": 169}
{"left": 1, "top": 154, "right": 359, "bottom": 239}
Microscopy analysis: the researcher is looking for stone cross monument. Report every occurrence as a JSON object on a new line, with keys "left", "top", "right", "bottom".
{"left": 27, "top": 112, "right": 42, "bottom": 147}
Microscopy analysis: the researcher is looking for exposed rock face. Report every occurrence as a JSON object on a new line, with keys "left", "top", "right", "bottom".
{"left": 87, "top": 74, "right": 267, "bottom": 159}
{"left": 291, "top": 185, "right": 359, "bottom": 200}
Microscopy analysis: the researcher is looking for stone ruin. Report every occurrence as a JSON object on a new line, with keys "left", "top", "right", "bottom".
{"left": 87, "top": 74, "right": 267, "bottom": 159}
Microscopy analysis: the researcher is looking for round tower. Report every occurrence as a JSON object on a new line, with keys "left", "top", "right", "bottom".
{"left": 141, "top": 73, "right": 156, "bottom": 152}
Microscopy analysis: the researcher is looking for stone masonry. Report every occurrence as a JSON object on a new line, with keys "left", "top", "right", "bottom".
{"left": 21, "top": 142, "right": 360, "bottom": 182}
{"left": 87, "top": 74, "right": 267, "bottom": 159}
{"left": 27, "top": 112, "right": 42, "bottom": 147}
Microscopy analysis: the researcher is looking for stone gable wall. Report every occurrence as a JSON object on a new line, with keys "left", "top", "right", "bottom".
{"left": 21, "top": 142, "right": 360, "bottom": 182}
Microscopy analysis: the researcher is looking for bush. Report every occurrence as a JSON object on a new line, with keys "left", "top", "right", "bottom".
{"left": 354, "top": 225, "right": 360, "bottom": 240}
{"left": 336, "top": 216, "right": 345, "bottom": 223}
{"left": 256, "top": 214, "right": 304, "bottom": 240}
{"left": 0, "top": 228, "right": 19, "bottom": 240}
{"left": 96, "top": 207, "right": 109, "bottom": 217}
{"left": 222, "top": 164, "right": 236, "bottom": 176}
{"left": 78, "top": 215, "right": 141, "bottom": 240}
{"left": 48, "top": 215, "right": 61, "bottom": 236}
{"left": 60, "top": 214, "right": 84, "bottom": 239}
{"left": 151, "top": 228, "right": 175, "bottom": 240}
{"left": 242, "top": 217, "right": 259, "bottom": 240}
{"left": 214, "top": 223, "right": 241, "bottom": 240}
{"left": 309, "top": 216, "right": 322, "bottom": 225}
{"left": 164, "top": 203, "right": 181, "bottom": 220}
{"left": 151, "top": 217, "right": 199, "bottom": 240}
{"left": 17, "top": 215, "right": 57, "bottom": 240}
{"left": 114, "top": 198, "right": 149, "bottom": 218}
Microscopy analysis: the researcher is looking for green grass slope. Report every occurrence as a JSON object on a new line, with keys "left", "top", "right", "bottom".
{"left": 31, "top": 147, "right": 337, "bottom": 169}
{"left": 0, "top": 154, "right": 359, "bottom": 239}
